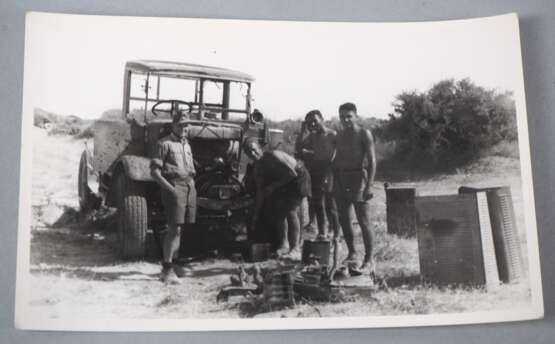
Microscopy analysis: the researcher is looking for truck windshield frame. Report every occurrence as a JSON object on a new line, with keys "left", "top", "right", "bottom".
{"left": 123, "top": 70, "right": 252, "bottom": 123}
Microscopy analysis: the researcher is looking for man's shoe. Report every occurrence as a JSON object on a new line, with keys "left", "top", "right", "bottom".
{"left": 160, "top": 267, "right": 181, "bottom": 285}
{"left": 315, "top": 233, "right": 328, "bottom": 241}
{"left": 276, "top": 245, "right": 290, "bottom": 257}
{"left": 342, "top": 252, "right": 358, "bottom": 265}
{"left": 173, "top": 264, "right": 187, "bottom": 278}
{"left": 304, "top": 223, "right": 317, "bottom": 234}
{"left": 359, "top": 259, "right": 377, "bottom": 280}
{"left": 285, "top": 247, "right": 302, "bottom": 261}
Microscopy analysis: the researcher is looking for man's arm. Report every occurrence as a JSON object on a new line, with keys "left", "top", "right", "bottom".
{"left": 294, "top": 123, "right": 305, "bottom": 160}
{"left": 150, "top": 142, "right": 176, "bottom": 194}
{"left": 362, "top": 129, "right": 377, "bottom": 199}
{"left": 294, "top": 122, "right": 315, "bottom": 160}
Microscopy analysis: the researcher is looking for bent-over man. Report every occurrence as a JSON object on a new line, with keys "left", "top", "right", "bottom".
{"left": 150, "top": 114, "right": 197, "bottom": 285}
{"left": 332, "top": 102, "right": 377, "bottom": 275}
{"left": 244, "top": 137, "right": 311, "bottom": 258}
{"left": 296, "top": 110, "right": 340, "bottom": 240}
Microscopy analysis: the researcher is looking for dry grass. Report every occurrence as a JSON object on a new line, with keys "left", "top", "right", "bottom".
{"left": 26, "top": 128, "right": 532, "bottom": 320}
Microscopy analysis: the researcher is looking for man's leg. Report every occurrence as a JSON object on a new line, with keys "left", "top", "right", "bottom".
{"left": 313, "top": 194, "right": 327, "bottom": 239}
{"left": 353, "top": 201, "right": 375, "bottom": 270}
{"left": 336, "top": 197, "right": 356, "bottom": 260}
{"left": 277, "top": 218, "right": 289, "bottom": 254}
{"left": 306, "top": 196, "right": 317, "bottom": 232}
{"left": 324, "top": 193, "right": 340, "bottom": 239}
{"left": 271, "top": 196, "right": 289, "bottom": 254}
{"left": 286, "top": 208, "right": 301, "bottom": 253}
{"left": 161, "top": 223, "right": 182, "bottom": 284}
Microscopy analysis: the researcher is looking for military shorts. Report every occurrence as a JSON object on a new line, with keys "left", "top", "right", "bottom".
{"left": 333, "top": 168, "right": 368, "bottom": 202}
{"left": 161, "top": 177, "right": 197, "bottom": 225}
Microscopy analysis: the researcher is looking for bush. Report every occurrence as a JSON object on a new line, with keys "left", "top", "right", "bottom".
{"left": 379, "top": 79, "right": 517, "bottom": 172}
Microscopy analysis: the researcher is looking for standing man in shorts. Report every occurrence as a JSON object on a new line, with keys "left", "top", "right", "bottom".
{"left": 296, "top": 110, "right": 340, "bottom": 240}
{"left": 294, "top": 122, "right": 318, "bottom": 233}
{"left": 150, "top": 114, "right": 197, "bottom": 285}
{"left": 333, "top": 102, "right": 377, "bottom": 275}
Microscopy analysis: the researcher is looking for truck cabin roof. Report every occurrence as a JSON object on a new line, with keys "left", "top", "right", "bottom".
{"left": 125, "top": 60, "right": 255, "bottom": 83}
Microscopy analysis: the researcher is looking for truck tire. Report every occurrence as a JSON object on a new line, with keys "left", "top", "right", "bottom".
{"left": 114, "top": 171, "right": 147, "bottom": 260}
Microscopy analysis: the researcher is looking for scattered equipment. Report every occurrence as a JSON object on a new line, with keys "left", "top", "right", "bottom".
{"left": 264, "top": 271, "right": 296, "bottom": 306}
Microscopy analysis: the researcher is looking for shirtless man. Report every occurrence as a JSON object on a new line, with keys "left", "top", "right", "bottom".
{"left": 295, "top": 110, "right": 340, "bottom": 240}
{"left": 244, "top": 138, "right": 311, "bottom": 258}
{"left": 332, "top": 102, "right": 377, "bottom": 274}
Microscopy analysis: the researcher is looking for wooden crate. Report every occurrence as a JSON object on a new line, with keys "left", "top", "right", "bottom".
{"left": 385, "top": 185, "right": 418, "bottom": 237}
{"left": 415, "top": 192, "right": 500, "bottom": 289}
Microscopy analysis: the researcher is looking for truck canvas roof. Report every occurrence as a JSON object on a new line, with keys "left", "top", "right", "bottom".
{"left": 125, "top": 60, "right": 255, "bottom": 83}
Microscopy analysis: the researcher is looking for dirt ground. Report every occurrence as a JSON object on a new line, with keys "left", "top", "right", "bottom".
{"left": 26, "top": 127, "right": 532, "bottom": 319}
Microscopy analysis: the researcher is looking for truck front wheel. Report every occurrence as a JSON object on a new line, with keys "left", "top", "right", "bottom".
{"left": 114, "top": 171, "right": 148, "bottom": 259}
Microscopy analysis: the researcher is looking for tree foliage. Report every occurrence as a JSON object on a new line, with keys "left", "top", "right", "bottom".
{"left": 380, "top": 78, "right": 517, "bottom": 170}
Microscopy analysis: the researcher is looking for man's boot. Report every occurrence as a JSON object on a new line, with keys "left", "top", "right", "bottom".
{"left": 160, "top": 262, "right": 181, "bottom": 285}
{"left": 173, "top": 263, "right": 187, "bottom": 278}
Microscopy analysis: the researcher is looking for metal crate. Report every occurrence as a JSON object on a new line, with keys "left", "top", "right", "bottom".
{"left": 459, "top": 186, "right": 523, "bottom": 283}
{"left": 264, "top": 272, "right": 295, "bottom": 306}
{"left": 385, "top": 185, "right": 418, "bottom": 237}
{"left": 415, "top": 192, "right": 500, "bottom": 289}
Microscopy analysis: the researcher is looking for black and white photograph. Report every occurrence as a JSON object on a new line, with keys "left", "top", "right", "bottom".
{"left": 15, "top": 12, "right": 543, "bottom": 331}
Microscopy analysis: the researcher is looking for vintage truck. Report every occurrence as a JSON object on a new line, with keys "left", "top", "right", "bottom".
{"left": 78, "top": 60, "right": 284, "bottom": 259}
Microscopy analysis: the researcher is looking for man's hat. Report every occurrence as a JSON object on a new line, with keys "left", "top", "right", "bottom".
{"left": 172, "top": 112, "right": 188, "bottom": 124}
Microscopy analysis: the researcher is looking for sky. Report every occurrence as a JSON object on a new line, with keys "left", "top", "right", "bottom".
{"left": 24, "top": 13, "right": 524, "bottom": 121}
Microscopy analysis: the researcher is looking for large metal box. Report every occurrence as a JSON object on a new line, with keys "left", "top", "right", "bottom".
{"left": 415, "top": 192, "right": 500, "bottom": 289}
{"left": 385, "top": 185, "right": 418, "bottom": 237}
{"left": 459, "top": 186, "right": 523, "bottom": 283}
{"left": 264, "top": 272, "right": 295, "bottom": 306}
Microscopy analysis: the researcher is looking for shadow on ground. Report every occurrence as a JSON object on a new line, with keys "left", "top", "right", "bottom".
{"left": 30, "top": 266, "right": 159, "bottom": 281}
{"left": 30, "top": 227, "right": 119, "bottom": 268}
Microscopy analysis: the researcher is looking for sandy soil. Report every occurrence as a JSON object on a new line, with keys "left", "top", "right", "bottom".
{"left": 26, "top": 127, "right": 533, "bottom": 320}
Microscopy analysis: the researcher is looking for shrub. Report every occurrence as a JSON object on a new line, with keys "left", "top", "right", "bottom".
{"left": 379, "top": 79, "right": 517, "bottom": 172}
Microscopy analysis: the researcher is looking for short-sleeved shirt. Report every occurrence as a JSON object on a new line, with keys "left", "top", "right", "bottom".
{"left": 150, "top": 132, "right": 196, "bottom": 180}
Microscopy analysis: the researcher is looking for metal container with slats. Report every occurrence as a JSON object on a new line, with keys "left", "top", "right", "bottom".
{"left": 385, "top": 184, "right": 418, "bottom": 237}
{"left": 459, "top": 186, "right": 523, "bottom": 283}
{"left": 415, "top": 192, "right": 500, "bottom": 289}
{"left": 264, "top": 272, "right": 295, "bottom": 306}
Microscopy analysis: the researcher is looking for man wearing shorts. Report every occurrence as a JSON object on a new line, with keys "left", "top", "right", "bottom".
{"left": 244, "top": 137, "right": 311, "bottom": 258}
{"left": 150, "top": 114, "right": 197, "bottom": 285}
{"left": 333, "top": 102, "right": 377, "bottom": 275}
{"left": 296, "top": 110, "right": 340, "bottom": 240}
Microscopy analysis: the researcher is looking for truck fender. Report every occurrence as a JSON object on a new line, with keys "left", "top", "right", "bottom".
{"left": 116, "top": 155, "right": 154, "bottom": 182}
